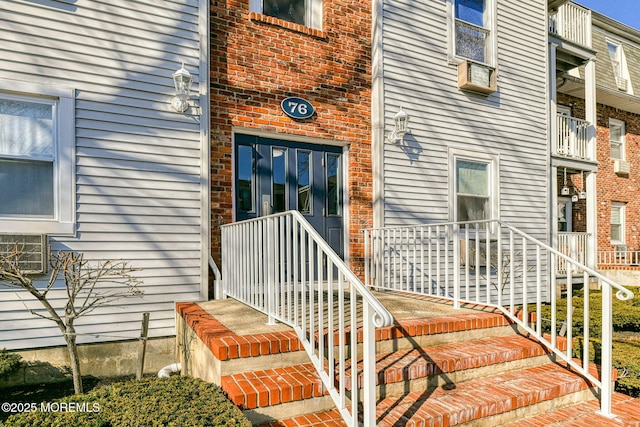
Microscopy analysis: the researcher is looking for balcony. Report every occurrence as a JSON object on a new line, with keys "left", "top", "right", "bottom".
{"left": 554, "top": 114, "right": 593, "bottom": 161}
{"left": 557, "top": 232, "right": 590, "bottom": 275}
{"left": 549, "top": 2, "right": 591, "bottom": 49}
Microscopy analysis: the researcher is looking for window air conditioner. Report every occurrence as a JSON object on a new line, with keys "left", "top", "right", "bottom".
{"left": 615, "top": 76, "right": 628, "bottom": 91}
{"left": 614, "top": 159, "right": 630, "bottom": 175}
{"left": 0, "top": 235, "right": 48, "bottom": 274}
{"left": 458, "top": 60, "right": 497, "bottom": 94}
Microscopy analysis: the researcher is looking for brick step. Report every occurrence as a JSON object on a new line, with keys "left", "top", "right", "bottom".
{"left": 504, "top": 392, "right": 640, "bottom": 426}
{"left": 258, "top": 409, "right": 347, "bottom": 427}
{"left": 375, "top": 362, "right": 598, "bottom": 427}
{"left": 220, "top": 333, "right": 568, "bottom": 424}
{"left": 349, "top": 333, "right": 566, "bottom": 398}
{"left": 221, "top": 362, "right": 336, "bottom": 424}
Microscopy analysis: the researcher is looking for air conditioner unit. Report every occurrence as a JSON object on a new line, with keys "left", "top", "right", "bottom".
{"left": 0, "top": 235, "right": 48, "bottom": 274}
{"left": 614, "top": 159, "right": 630, "bottom": 175}
{"left": 615, "top": 76, "right": 628, "bottom": 91}
{"left": 458, "top": 60, "right": 497, "bottom": 94}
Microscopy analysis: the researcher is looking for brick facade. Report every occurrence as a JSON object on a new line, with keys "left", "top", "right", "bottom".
{"left": 209, "top": 0, "right": 373, "bottom": 288}
{"left": 558, "top": 93, "right": 640, "bottom": 260}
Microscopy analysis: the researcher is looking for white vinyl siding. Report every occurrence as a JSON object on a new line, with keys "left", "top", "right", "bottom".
{"left": 376, "top": 0, "right": 548, "bottom": 302}
{"left": 0, "top": 0, "right": 208, "bottom": 350}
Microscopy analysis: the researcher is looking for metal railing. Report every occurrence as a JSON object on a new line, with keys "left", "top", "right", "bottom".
{"left": 599, "top": 250, "right": 640, "bottom": 266}
{"left": 221, "top": 211, "right": 393, "bottom": 427}
{"left": 555, "top": 114, "right": 591, "bottom": 160}
{"left": 549, "top": 2, "right": 592, "bottom": 48}
{"left": 364, "top": 219, "right": 633, "bottom": 417}
{"left": 557, "top": 232, "right": 590, "bottom": 275}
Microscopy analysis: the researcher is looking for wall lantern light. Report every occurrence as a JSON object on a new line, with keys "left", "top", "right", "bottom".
{"left": 387, "top": 107, "right": 410, "bottom": 143}
{"left": 171, "top": 63, "right": 193, "bottom": 113}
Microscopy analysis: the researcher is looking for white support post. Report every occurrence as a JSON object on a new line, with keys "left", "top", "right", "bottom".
{"left": 362, "top": 303, "right": 376, "bottom": 427}
{"left": 597, "top": 284, "right": 615, "bottom": 418}
{"left": 585, "top": 58, "right": 597, "bottom": 270}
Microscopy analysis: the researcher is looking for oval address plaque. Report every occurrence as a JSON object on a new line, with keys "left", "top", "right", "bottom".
{"left": 281, "top": 97, "right": 315, "bottom": 120}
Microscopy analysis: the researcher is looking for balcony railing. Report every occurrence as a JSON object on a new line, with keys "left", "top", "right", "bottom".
{"left": 599, "top": 249, "right": 640, "bottom": 266}
{"left": 555, "top": 114, "right": 592, "bottom": 161}
{"left": 557, "top": 232, "right": 590, "bottom": 275}
{"left": 549, "top": 2, "right": 591, "bottom": 48}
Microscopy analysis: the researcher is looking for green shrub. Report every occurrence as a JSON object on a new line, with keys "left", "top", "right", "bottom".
{"left": 0, "top": 350, "right": 21, "bottom": 379}
{"left": 3, "top": 376, "right": 251, "bottom": 427}
{"left": 613, "top": 338, "right": 640, "bottom": 398}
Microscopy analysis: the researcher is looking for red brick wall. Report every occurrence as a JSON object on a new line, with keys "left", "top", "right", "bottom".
{"left": 209, "top": 1, "right": 373, "bottom": 287}
{"left": 558, "top": 94, "right": 640, "bottom": 257}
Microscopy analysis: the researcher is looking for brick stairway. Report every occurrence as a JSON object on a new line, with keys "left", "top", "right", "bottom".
{"left": 176, "top": 294, "right": 640, "bottom": 426}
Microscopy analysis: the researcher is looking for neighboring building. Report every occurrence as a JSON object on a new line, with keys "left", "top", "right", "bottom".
{"left": 0, "top": 0, "right": 209, "bottom": 369}
{"left": 552, "top": 4, "right": 640, "bottom": 286}
{"left": 208, "top": 0, "right": 373, "bottom": 283}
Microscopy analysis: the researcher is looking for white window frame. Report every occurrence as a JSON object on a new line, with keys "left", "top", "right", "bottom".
{"left": 0, "top": 80, "right": 75, "bottom": 235}
{"left": 447, "top": 0, "right": 498, "bottom": 67}
{"left": 449, "top": 149, "right": 499, "bottom": 223}
{"left": 606, "top": 40, "right": 623, "bottom": 79}
{"left": 249, "top": 0, "right": 322, "bottom": 30}
{"left": 610, "top": 202, "right": 626, "bottom": 245}
{"left": 609, "top": 118, "right": 625, "bottom": 161}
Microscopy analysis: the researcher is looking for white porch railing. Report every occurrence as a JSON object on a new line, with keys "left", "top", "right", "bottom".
{"left": 555, "top": 114, "right": 591, "bottom": 160}
{"left": 599, "top": 250, "right": 640, "bottom": 266}
{"left": 557, "top": 232, "right": 590, "bottom": 275}
{"left": 221, "top": 211, "right": 393, "bottom": 427}
{"left": 364, "top": 219, "right": 633, "bottom": 417}
{"left": 549, "top": 2, "right": 592, "bottom": 48}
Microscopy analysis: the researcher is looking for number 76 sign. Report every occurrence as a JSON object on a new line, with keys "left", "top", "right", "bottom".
{"left": 281, "top": 97, "right": 315, "bottom": 120}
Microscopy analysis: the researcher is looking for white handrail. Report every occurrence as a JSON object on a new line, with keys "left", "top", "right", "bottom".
{"left": 364, "top": 219, "right": 633, "bottom": 417}
{"left": 221, "top": 211, "right": 393, "bottom": 426}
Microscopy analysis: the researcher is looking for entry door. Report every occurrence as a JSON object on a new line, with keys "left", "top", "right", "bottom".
{"left": 235, "top": 135, "right": 344, "bottom": 257}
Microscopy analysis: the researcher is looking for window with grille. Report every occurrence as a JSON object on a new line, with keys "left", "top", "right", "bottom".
{"left": 610, "top": 202, "right": 625, "bottom": 244}
{"left": 609, "top": 118, "right": 625, "bottom": 160}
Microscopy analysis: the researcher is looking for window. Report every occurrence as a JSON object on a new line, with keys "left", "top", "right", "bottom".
{"left": 611, "top": 202, "right": 625, "bottom": 244}
{"left": 450, "top": 0, "right": 496, "bottom": 66}
{"left": 450, "top": 151, "right": 498, "bottom": 223}
{"left": 607, "top": 40, "right": 629, "bottom": 91}
{"left": 250, "top": 0, "right": 322, "bottom": 29}
{"left": 609, "top": 118, "right": 625, "bottom": 160}
{"left": 0, "top": 81, "right": 75, "bottom": 235}
{"left": 607, "top": 41, "right": 623, "bottom": 79}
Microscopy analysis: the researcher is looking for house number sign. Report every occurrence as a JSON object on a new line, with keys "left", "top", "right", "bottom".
{"left": 281, "top": 97, "right": 315, "bottom": 119}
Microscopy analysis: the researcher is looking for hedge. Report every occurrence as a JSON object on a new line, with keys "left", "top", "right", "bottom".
{"left": 2, "top": 376, "right": 251, "bottom": 427}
